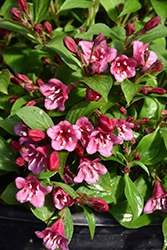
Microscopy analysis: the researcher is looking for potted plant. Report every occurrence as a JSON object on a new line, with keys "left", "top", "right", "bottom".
{"left": 1, "top": 0, "right": 167, "bottom": 249}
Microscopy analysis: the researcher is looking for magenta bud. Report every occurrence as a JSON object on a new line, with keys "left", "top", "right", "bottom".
{"left": 28, "top": 129, "right": 45, "bottom": 141}
{"left": 130, "top": 138, "right": 137, "bottom": 144}
{"left": 152, "top": 87, "right": 166, "bottom": 95}
{"left": 63, "top": 36, "right": 78, "bottom": 53}
{"left": 36, "top": 78, "right": 45, "bottom": 87}
{"left": 126, "top": 116, "right": 135, "bottom": 122}
{"left": 143, "top": 16, "right": 161, "bottom": 32}
{"left": 16, "top": 74, "right": 30, "bottom": 82}
{"left": 63, "top": 166, "right": 75, "bottom": 185}
{"left": 75, "top": 143, "right": 84, "bottom": 156}
{"left": 0, "top": 28, "right": 10, "bottom": 37}
{"left": 94, "top": 33, "right": 105, "bottom": 46}
{"left": 99, "top": 115, "right": 115, "bottom": 132}
{"left": 124, "top": 167, "right": 130, "bottom": 173}
{"left": 10, "top": 77, "right": 22, "bottom": 85}
{"left": 133, "top": 124, "right": 140, "bottom": 130}
{"left": 133, "top": 152, "right": 141, "bottom": 161}
{"left": 9, "top": 96, "right": 19, "bottom": 103}
{"left": 34, "top": 24, "right": 43, "bottom": 34}
{"left": 138, "top": 118, "right": 150, "bottom": 124}
{"left": 44, "top": 21, "right": 53, "bottom": 36}
{"left": 124, "top": 22, "right": 136, "bottom": 36}
{"left": 15, "top": 157, "right": 25, "bottom": 166}
{"left": 141, "top": 86, "right": 154, "bottom": 95}
{"left": 48, "top": 151, "right": 60, "bottom": 172}
{"left": 41, "top": 57, "right": 51, "bottom": 64}
{"left": 17, "top": 0, "right": 28, "bottom": 11}
{"left": 75, "top": 197, "right": 83, "bottom": 204}
{"left": 119, "top": 107, "right": 127, "bottom": 114}
{"left": 10, "top": 8, "right": 23, "bottom": 21}
{"left": 87, "top": 62, "right": 100, "bottom": 75}
{"left": 10, "top": 140, "right": 22, "bottom": 151}
{"left": 86, "top": 196, "right": 109, "bottom": 212}
{"left": 86, "top": 88, "right": 102, "bottom": 102}
{"left": 24, "top": 100, "right": 36, "bottom": 106}
{"left": 24, "top": 83, "right": 38, "bottom": 90}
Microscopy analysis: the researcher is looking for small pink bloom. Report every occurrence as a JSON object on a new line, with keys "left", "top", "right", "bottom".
{"left": 53, "top": 186, "right": 74, "bottom": 210}
{"left": 113, "top": 118, "right": 134, "bottom": 143}
{"left": 79, "top": 38, "right": 117, "bottom": 73}
{"left": 76, "top": 116, "right": 94, "bottom": 148}
{"left": 74, "top": 157, "right": 107, "bottom": 184}
{"left": 15, "top": 157, "right": 25, "bottom": 166}
{"left": 124, "top": 22, "right": 136, "bottom": 36}
{"left": 39, "top": 78, "right": 72, "bottom": 111}
{"left": 14, "top": 121, "right": 31, "bottom": 144}
{"left": 144, "top": 179, "right": 167, "bottom": 213}
{"left": 20, "top": 143, "right": 50, "bottom": 175}
{"left": 86, "top": 88, "right": 102, "bottom": 101}
{"left": 35, "top": 218, "right": 69, "bottom": 250}
{"left": 47, "top": 121, "right": 81, "bottom": 152}
{"left": 15, "top": 176, "right": 52, "bottom": 208}
{"left": 110, "top": 54, "right": 137, "bottom": 82}
{"left": 63, "top": 166, "right": 75, "bottom": 185}
{"left": 86, "top": 129, "right": 122, "bottom": 157}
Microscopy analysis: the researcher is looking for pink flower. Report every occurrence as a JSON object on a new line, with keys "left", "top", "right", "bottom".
{"left": 110, "top": 54, "right": 137, "bottom": 82}
{"left": 76, "top": 116, "right": 94, "bottom": 148}
{"left": 86, "top": 129, "right": 122, "bottom": 157}
{"left": 47, "top": 121, "right": 81, "bottom": 152}
{"left": 86, "top": 88, "right": 102, "bottom": 101}
{"left": 53, "top": 186, "right": 74, "bottom": 210}
{"left": 143, "top": 179, "right": 167, "bottom": 213}
{"left": 35, "top": 218, "right": 69, "bottom": 250}
{"left": 39, "top": 78, "right": 72, "bottom": 111}
{"left": 86, "top": 196, "right": 109, "bottom": 212}
{"left": 133, "top": 41, "right": 157, "bottom": 67}
{"left": 20, "top": 143, "right": 50, "bottom": 175}
{"left": 15, "top": 176, "right": 52, "bottom": 208}
{"left": 74, "top": 157, "right": 107, "bottom": 184}
{"left": 63, "top": 166, "right": 75, "bottom": 184}
{"left": 48, "top": 151, "right": 60, "bottom": 171}
{"left": 14, "top": 121, "right": 31, "bottom": 144}
{"left": 79, "top": 39, "right": 117, "bottom": 73}
{"left": 113, "top": 118, "right": 134, "bottom": 143}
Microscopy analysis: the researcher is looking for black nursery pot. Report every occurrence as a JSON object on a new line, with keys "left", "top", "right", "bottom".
{"left": 0, "top": 204, "right": 164, "bottom": 250}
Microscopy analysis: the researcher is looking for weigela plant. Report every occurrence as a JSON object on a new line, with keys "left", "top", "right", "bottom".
{"left": 1, "top": 0, "right": 167, "bottom": 249}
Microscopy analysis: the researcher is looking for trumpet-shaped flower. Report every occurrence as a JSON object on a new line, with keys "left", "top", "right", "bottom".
{"left": 35, "top": 218, "right": 69, "bottom": 250}
{"left": 15, "top": 176, "right": 52, "bottom": 208}
{"left": 53, "top": 186, "right": 74, "bottom": 210}
{"left": 112, "top": 118, "right": 134, "bottom": 143}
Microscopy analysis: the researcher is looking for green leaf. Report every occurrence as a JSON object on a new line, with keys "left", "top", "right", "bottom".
{"left": 53, "top": 182, "right": 77, "bottom": 198}
{"left": 1, "top": 181, "right": 19, "bottom": 205}
{"left": 65, "top": 98, "right": 106, "bottom": 124}
{"left": 0, "top": 136, "right": 18, "bottom": 171}
{"left": 57, "top": 0, "right": 93, "bottom": 14}
{"left": 45, "top": 35, "right": 82, "bottom": 71}
{"left": 100, "top": 0, "right": 124, "bottom": 24}
{"left": 128, "top": 161, "right": 149, "bottom": 175}
{"left": 163, "top": 217, "right": 167, "bottom": 250}
{"left": 0, "top": 115, "right": 21, "bottom": 135}
{"left": 124, "top": 174, "right": 144, "bottom": 222}
{"left": 151, "top": 0, "right": 167, "bottom": 25}
{"left": 63, "top": 207, "right": 74, "bottom": 243}
{"left": 149, "top": 43, "right": 167, "bottom": 70}
{"left": 139, "top": 24, "right": 167, "bottom": 44}
{"left": 57, "top": 151, "right": 69, "bottom": 179}
{"left": 11, "top": 96, "right": 33, "bottom": 115}
{"left": 81, "top": 75, "right": 113, "bottom": 102}
{"left": 136, "top": 127, "right": 167, "bottom": 165}
{"left": 37, "top": 169, "right": 58, "bottom": 179}
{"left": 119, "top": 0, "right": 141, "bottom": 17}
{"left": 33, "top": 0, "right": 51, "bottom": 23}
{"left": 160, "top": 127, "right": 167, "bottom": 150}
{"left": 83, "top": 206, "right": 96, "bottom": 239}
{"left": 30, "top": 193, "right": 55, "bottom": 222}
{"left": 0, "top": 69, "right": 10, "bottom": 94}
{"left": 16, "top": 106, "right": 54, "bottom": 131}
{"left": 138, "top": 97, "right": 158, "bottom": 119}
{"left": 121, "top": 79, "right": 144, "bottom": 106}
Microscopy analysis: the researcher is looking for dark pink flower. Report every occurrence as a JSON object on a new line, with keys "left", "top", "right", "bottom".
{"left": 15, "top": 157, "right": 25, "bottom": 166}
{"left": 53, "top": 186, "right": 74, "bottom": 210}
{"left": 28, "top": 129, "right": 46, "bottom": 141}
{"left": 113, "top": 118, "right": 134, "bottom": 143}
{"left": 10, "top": 7, "right": 23, "bottom": 21}
{"left": 86, "top": 88, "right": 102, "bottom": 101}
{"left": 15, "top": 176, "right": 52, "bottom": 208}
{"left": 76, "top": 116, "right": 94, "bottom": 148}
{"left": 79, "top": 39, "right": 117, "bottom": 73}
{"left": 143, "top": 16, "right": 161, "bottom": 32}
{"left": 74, "top": 157, "right": 107, "bottom": 184}
{"left": 48, "top": 151, "right": 60, "bottom": 171}
{"left": 63, "top": 36, "right": 78, "bottom": 53}
{"left": 14, "top": 121, "right": 31, "bottom": 144}
{"left": 20, "top": 143, "right": 50, "bottom": 175}
{"left": 39, "top": 78, "right": 72, "bottom": 111}
{"left": 99, "top": 115, "right": 116, "bottom": 133}
{"left": 124, "top": 22, "right": 136, "bottom": 36}
{"left": 63, "top": 166, "right": 75, "bottom": 185}
{"left": 110, "top": 54, "right": 137, "bottom": 82}
{"left": 47, "top": 121, "right": 81, "bottom": 152}
{"left": 35, "top": 218, "right": 69, "bottom": 250}
{"left": 143, "top": 179, "right": 167, "bottom": 213}
{"left": 86, "top": 129, "right": 122, "bottom": 157}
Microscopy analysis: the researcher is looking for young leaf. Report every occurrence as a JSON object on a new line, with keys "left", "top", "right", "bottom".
{"left": 57, "top": 0, "right": 93, "bottom": 14}
{"left": 119, "top": 0, "right": 141, "bottom": 17}
{"left": 81, "top": 75, "right": 113, "bottom": 102}
{"left": 124, "top": 174, "right": 144, "bottom": 222}
{"left": 57, "top": 151, "right": 69, "bottom": 179}
{"left": 1, "top": 181, "right": 19, "bottom": 205}
{"left": 0, "top": 69, "right": 10, "bottom": 94}
{"left": 163, "top": 217, "right": 167, "bottom": 250}
{"left": 16, "top": 106, "right": 54, "bottom": 131}
{"left": 151, "top": 0, "right": 167, "bottom": 25}
{"left": 83, "top": 206, "right": 96, "bottom": 239}
{"left": 139, "top": 24, "right": 167, "bottom": 44}
{"left": 63, "top": 207, "right": 74, "bottom": 243}
{"left": 128, "top": 161, "right": 149, "bottom": 175}
{"left": 33, "top": 0, "right": 51, "bottom": 23}
{"left": 0, "top": 115, "right": 21, "bottom": 135}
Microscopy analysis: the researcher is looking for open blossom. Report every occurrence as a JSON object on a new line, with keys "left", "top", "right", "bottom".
{"left": 39, "top": 78, "right": 72, "bottom": 111}
{"left": 14, "top": 121, "right": 31, "bottom": 145}
{"left": 47, "top": 121, "right": 81, "bottom": 152}
{"left": 144, "top": 179, "right": 167, "bottom": 213}
{"left": 112, "top": 118, "right": 134, "bottom": 143}
{"left": 74, "top": 157, "right": 107, "bottom": 184}
{"left": 79, "top": 38, "right": 117, "bottom": 73}
{"left": 86, "top": 128, "right": 122, "bottom": 157}
{"left": 15, "top": 176, "right": 52, "bottom": 208}
{"left": 53, "top": 186, "right": 74, "bottom": 210}
{"left": 110, "top": 54, "right": 137, "bottom": 82}
{"left": 76, "top": 116, "right": 94, "bottom": 148}
{"left": 20, "top": 143, "right": 50, "bottom": 175}
{"left": 133, "top": 41, "right": 157, "bottom": 68}
{"left": 63, "top": 166, "right": 75, "bottom": 184}
{"left": 35, "top": 218, "right": 69, "bottom": 250}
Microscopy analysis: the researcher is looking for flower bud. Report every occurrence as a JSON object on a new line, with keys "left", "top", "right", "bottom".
{"left": 94, "top": 33, "right": 105, "bottom": 46}
{"left": 130, "top": 138, "right": 137, "bottom": 144}
{"left": 132, "top": 151, "right": 141, "bottom": 161}
{"left": 75, "top": 196, "right": 83, "bottom": 204}
{"left": 87, "top": 62, "right": 100, "bottom": 75}
{"left": 9, "top": 96, "right": 19, "bottom": 103}
{"left": 24, "top": 83, "right": 38, "bottom": 90}
{"left": 124, "top": 22, "right": 136, "bottom": 36}
{"left": 152, "top": 87, "right": 166, "bottom": 95}
{"left": 137, "top": 118, "right": 150, "bottom": 124}
{"left": 15, "top": 157, "right": 25, "bottom": 166}
{"left": 119, "top": 107, "right": 127, "bottom": 114}
{"left": 126, "top": 116, "right": 135, "bottom": 122}
{"left": 162, "top": 109, "right": 167, "bottom": 116}
{"left": 133, "top": 124, "right": 140, "bottom": 130}
{"left": 34, "top": 24, "right": 43, "bottom": 34}
{"left": 16, "top": 74, "right": 30, "bottom": 83}
{"left": 124, "top": 167, "right": 130, "bottom": 173}
{"left": 44, "top": 21, "right": 53, "bottom": 36}
{"left": 17, "top": 0, "right": 28, "bottom": 12}
{"left": 48, "top": 151, "right": 60, "bottom": 171}
{"left": 10, "top": 140, "right": 22, "bottom": 151}
{"left": 86, "top": 196, "right": 109, "bottom": 212}
{"left": 10, "top": 77, "right": 22, "bottom": 85}
{"left": 28, "top": 129, "right": 45, "bottom": 141}
{"left": 75, "top": 143, "right": 84, "bottom": 156}
{"left": 24, "top": 100, "right": 36, "bottom": 106}
{"left": 99, "top": 115, "right": 115, "bottom": 132}
{"left": 41, "top": 57, "right": 51, "bottom": 64}
{"left": 140, "top": 86, "right": 154, "bottom": 95}
{"left": 145, "top": 127, "right": 154, "bottom": 134}
{"left": 10, "top": 8, "right": 23, "bottom": 21}
{"left": 0, "top": 28, "right": 10, "bottom": 37}
{"left": 36, "top": 78, "right": 45, "bottom": 87}
{"left": 143, "top": 16, "right": 161, "bottom": 32}
{"left": 63, "top": 36, "right": 78, "bottom": 54}
{"left": 86, "top": 88, "right": 102, "bottom": 102}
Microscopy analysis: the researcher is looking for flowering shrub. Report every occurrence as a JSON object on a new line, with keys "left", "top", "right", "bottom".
{"left": 1, "top": 0, "right": 167, "bottom": 249}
